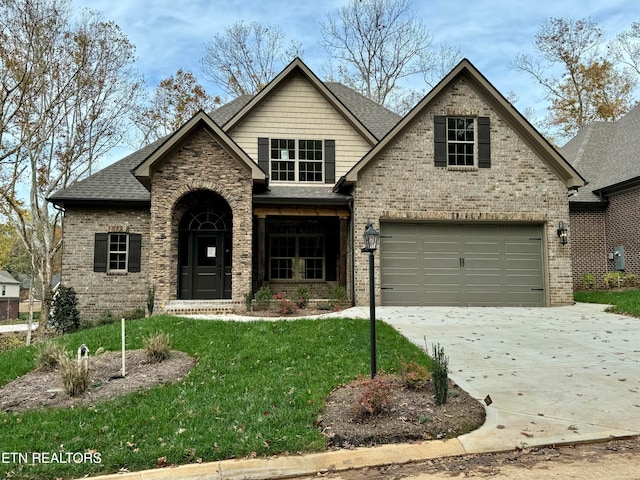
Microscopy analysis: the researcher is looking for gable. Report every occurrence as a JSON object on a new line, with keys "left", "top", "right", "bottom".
{"left": 133, "top": 111, "right": 266, "bottom": 190}
{"left": 341, "top": 59, "right": 586, "bottom": 191}
{"left": 227, "top": 72, "right": 375, "bottom": 179}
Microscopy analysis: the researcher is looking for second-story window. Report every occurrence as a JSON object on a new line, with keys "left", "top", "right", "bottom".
{"left": 270, "top": 139, "right": 323, "bottom": 182}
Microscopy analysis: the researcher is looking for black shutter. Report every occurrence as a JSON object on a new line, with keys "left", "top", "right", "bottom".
{"left": 434, "top": 116, "right": 447, "bottom": 167}
{"left": 324, "top": 139, "right": 335, "bottom": 184}
{"left": 258, "top": 137, "right": 269, "bottom": 174}
{"left": 128, "top": 234, "right": 142, "bottom": 273}
{"left": 93, "top": 233, "right": 108, "bottom": 272}
{"left": 478, "top": 116, "right": 491, "bottom": 168}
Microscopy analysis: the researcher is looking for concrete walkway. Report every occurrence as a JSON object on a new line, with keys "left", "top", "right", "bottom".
{"left": 83, "top": 303, "right": 640, "bottom": 479}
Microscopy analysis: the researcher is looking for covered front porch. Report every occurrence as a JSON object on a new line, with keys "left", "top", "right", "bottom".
{"left": 252, "top": 186, "right": 352, "bottom": 304}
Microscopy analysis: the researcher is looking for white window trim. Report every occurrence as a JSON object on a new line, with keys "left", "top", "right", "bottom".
{"left": 446, "top": 117, "right": 478, "bottom": 171}
{"left": 108, "top": 233, "right": 129, "bottom": 273}
{"left": 270, "top": 139, "right": 324, "bottom": 184}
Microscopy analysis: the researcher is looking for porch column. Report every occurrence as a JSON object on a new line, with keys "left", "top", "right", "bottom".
{"left": 257, "top": 215, "right": 266, "bottom": 289}
{"left": 339, "top": 216, "right": 348, "bottom": 286}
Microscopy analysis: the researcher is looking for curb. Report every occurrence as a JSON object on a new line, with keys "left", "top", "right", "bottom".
{"left": 81, "top": 439, "right": 467, "bottom": 480}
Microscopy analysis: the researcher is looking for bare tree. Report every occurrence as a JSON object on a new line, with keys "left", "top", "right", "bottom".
{"left": 0, "top": 0, "right": 143, "bottom": 338}
{"left": 133, "top": 69, "right": 221, "bottom": 145}
{"left": 320, "top": 0, "right": 444, "bottom": 109}
{"left": 609, "top": 21, "right": 640, "bottom": 77}
{"left": 201, "top": 21, "right": 302, "bottom": 97}
{"left": 513, "top": 17, "right": 634, "bottom": 142}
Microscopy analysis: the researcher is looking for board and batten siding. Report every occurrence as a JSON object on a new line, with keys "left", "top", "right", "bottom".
{"left": 228, "top": 73, "right": 373, "bottom": 178}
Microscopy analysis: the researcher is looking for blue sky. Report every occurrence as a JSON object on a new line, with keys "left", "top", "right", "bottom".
{"left": 72, "top": 0, "right": 640, "bottom": 145}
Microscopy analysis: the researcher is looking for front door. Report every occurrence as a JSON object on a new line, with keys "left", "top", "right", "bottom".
{"left": 193, "top": 234, "right": 223, "bottom": 299}
{"left": 180, "top": 232, "right": 226, "bottom": 299}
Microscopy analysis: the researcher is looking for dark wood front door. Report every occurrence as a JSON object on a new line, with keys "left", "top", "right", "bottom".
{"left": 180, "top": 233, "right": 225, "bottom": 299}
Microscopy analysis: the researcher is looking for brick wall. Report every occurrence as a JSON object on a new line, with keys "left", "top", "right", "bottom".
{"left": 351, "top": 77, "right": 574, "bottom": 306}
{"left": 605, "top": 186, "right": 640, "bottom": 277}
{"left": 149, "top": 129, "right": 254, "bottom": 310}
{"left": 61, "top": 207, "right": 150, "bottom": 320}
{"left": 570, "top": 207, "right": 608, "bottom": 289}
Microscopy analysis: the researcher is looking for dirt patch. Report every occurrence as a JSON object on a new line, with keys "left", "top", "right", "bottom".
{"left": 317, "top": 377, "right": 486, "bottom": 448}
{"left": 0, "top": 349, "right": 195, "bottom": 412}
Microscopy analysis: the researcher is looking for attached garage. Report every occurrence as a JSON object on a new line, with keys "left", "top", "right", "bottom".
{"left": 380, "top": 223, "right": 545, "bottom": 307}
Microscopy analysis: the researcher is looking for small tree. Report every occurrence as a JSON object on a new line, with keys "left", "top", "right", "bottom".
{"left": 49, "top": 285, "right": 80, "bottom": 334}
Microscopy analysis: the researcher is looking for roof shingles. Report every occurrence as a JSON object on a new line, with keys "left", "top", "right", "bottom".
{"left": 49, "top": 79, "right": 399, "bottom": 206}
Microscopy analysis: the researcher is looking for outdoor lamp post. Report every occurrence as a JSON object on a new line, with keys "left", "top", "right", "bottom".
{"left": 362, "top": 221, "right": 380, "bottom": 378}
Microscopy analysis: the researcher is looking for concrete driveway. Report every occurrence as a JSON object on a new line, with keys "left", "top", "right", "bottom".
{"left": 331, "top": 303, "right": 640, "bottom": 452}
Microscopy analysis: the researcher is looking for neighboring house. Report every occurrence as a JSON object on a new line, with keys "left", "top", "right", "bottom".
{"left": 48, "top": 58, "right": 585, "bottom": 319}
{"left": 0, "top": 270, "right": 20, "bottom": 321}
{"left": 561, "top": 103, "right": 640, "bottom": 290}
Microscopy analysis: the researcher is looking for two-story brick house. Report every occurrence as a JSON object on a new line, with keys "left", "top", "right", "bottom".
{"left": 49, "top": 58, "right": 585, "bottom": 319}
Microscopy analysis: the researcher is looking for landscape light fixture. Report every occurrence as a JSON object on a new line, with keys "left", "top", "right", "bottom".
{"left": 362, "top": 221, "right": 380, "bottom": 378}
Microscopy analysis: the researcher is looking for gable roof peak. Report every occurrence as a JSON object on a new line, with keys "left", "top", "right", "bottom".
{"left": 341, "top": 57, "right": 585, "bottom": 190}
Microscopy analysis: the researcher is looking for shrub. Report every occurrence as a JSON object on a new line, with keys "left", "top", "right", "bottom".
{"left": 97, "top": 310, "right": 117, "bottom": 326}
{"left": 58, "top": 354, "right": 89, "bottom": 397}
{"left": 351, "top": 373, "right": 393, "bottom": 419}
{"left": 581, "top": 273, "right": 596, "bottom": 290}
{"left": 0, "top": 334, "right": 25, "bottom": 353}
{"left": 330, "top": 285, "right": 347, "bottom": 302}
{"left": 623, "top": 273, "right": 640, "bottom": 288}
{"left": 124, "top": 308, "right": 146, "bottom": 320}
{"left": 431, "top": 343, "right": 449, "bottom": 406}
{"left": 274, "top": 293, "right": 297, "bottom": 315}
{"left": 295, "top": 286, "right": 310, "bottom": 308}
{"left": 35, "top": 342, "right": 67, "bottom": 370}
{"left": 603, "top": 271, "right": 624, "bottom": 289}
{"left": 254, "top": 285, "right": 273, "bottom": 311}
{"left": 330, "top": 285, "right": 348, "bottom": 309}
{"left": 48, "top": 285, "right": 80, "bottom": 334}
{"left": 400, "top": 360, "right": 431, "bottom": 389}
{"left": 144, "top": 332, "right": 171, "bottom": 363}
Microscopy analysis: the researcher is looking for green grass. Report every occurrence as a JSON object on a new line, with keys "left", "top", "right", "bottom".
{"left": 574, "top": 289, "right": 640, "bottom": 316}
{"left": 0, "top": 315, "right": 430, "bottom": 479}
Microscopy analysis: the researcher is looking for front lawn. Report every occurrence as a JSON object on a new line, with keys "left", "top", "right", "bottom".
{"left": 0, "top": 315, "right": 430, "bottom": 479}
{"left": 574, "top": 289, "right": 640, "bottom": 317}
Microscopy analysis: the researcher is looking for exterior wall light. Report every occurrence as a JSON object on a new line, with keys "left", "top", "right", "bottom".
{"left": 557, "top": 221, "right": 568, "bottom": 245}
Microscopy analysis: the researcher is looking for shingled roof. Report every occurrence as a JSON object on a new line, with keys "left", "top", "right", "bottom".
{"left": 561, "top": 103, "right": 640, "bottom": 203}
{"left": 48, "top": 76, "right": 399, "bottom": 207}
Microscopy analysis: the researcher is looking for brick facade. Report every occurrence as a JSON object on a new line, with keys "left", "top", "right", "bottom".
{"left": 569, "top": 207, "right": 608, "bottom": 289}
{"left": 605, "top": 187, "right": 640, "bottom": 276}
{"left": 61, "top": 207, "right": 150, "bottom": 319}
{"left": 351, "top": 77, "right": 574, "bottom": 307}
{"left": 571, "top": 185, "right": 640, "bottom": 289}
{"left": 149, "top": 129, "right": 254, "bottom": 311}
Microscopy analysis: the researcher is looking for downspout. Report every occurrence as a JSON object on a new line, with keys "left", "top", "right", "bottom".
{"left": 347, "top": 195, "right": 355, "bottom": 306}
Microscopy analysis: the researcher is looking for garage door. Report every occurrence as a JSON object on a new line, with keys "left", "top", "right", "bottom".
{"left": 380, "top": 223, "right": 545, "bottom": 306}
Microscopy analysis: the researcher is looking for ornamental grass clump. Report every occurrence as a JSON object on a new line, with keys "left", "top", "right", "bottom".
{"left": 144, "top": 332, "right": 171, "bottom": 363}
{"left": 58, "top": 354, "right": 89, "bottom": 397}
{"left": 35, "top": 342, "right": 67, "bottom": 371}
